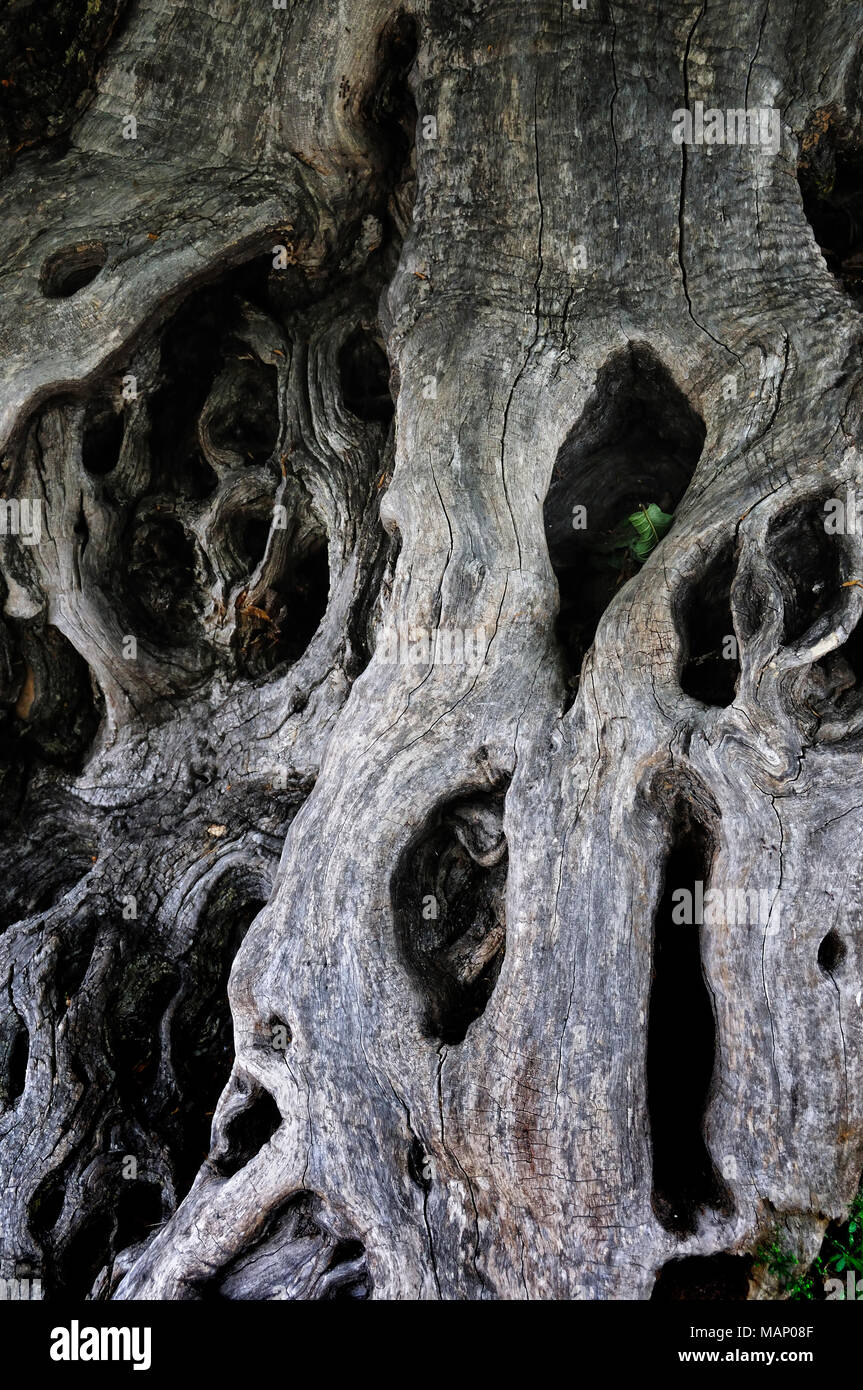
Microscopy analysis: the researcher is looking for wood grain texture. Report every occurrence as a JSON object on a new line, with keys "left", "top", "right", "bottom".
{"left": 0, "top": 0, "right": 860, "bottom": 1301}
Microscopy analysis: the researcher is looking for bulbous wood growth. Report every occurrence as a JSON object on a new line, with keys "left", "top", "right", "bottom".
{"left": 0, "top": 0, "right": 861, "bottom": 1302}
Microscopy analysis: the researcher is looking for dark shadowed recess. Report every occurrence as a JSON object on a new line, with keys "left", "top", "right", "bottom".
{"left": 235, "top": 532, "right": 331, "bottom": 679}
{"left": 0, "top": 1003, "right": 29, "bottom": 1107}
{"left": 28, "top": 879, "right": 269, "bottom": 1296}
{"left": 39, "top": 241, "right": 107, "bottom": 298}
{"left": 768, "top": 497, "right": 845, "bottom": 646}
{"left": 652, "top": 1253, "right": 753, "bottom": 1299}
{"left": 167, "top": 879, "right": 269, "bottom": 1199}
{"left": 798, "top": 108, "right": 863, "bottom": 298}
{"left": 818, "top": 926, "right": 846, "bottom": 974}
{"left": 81, "top": 394, "right": 125, "bottom": 475}
{"left": 31, "top": 1175, "right": 166, "bottom": 1301}
{"left": 0, "top": 0, "right": 131, "bottom": 175}
{"left": 0, "top": 618, "right": 104, "bottom": 829}
{"left": 123, "top": 513, "right": 206, "bottom": 650}
{"left": 393, "top": 787, "right": 508, "bottom": 1045}
{"left": 808, "top": 608, "right": 862, "bottom": 724}
{"left": 677, "top": 543, "right": 740, "bottom": 706}
{"left": 362, "top": 8, "right": 418, "bottom": 230}
{"left": 544, "top": 343, "right": 705, "bottom": 706}
{"left": 211, "top": 1085, "right": 282, "bottom": 1180}
{"left": 147, "top": 260, "right": 277, "bottom": 500}
{"left": 103, "top": 874, "right": 268, "bottom": 1197}
{"left": 204, "top": 358, "right": 279, "bottom": 467}
{"left": 339, "top": 327, "right": 394, "bottom": 424}
{"left": 0, "top": 823, "right": 95, "bottom": 932}
{"left": 647, "top": 794, "right": 731, "bottom": 1238}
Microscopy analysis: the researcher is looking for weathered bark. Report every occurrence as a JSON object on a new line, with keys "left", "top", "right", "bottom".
{"left": 0, "top": 0, "right": 861, "bottom": 1302}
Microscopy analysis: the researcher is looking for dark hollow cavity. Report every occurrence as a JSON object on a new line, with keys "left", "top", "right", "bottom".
{"left": 0, "top": 621, "right": 104, "bottom": 778}
{"left": 678, "top": 544, "right": 740, "bottom": 706}
{"left": 3, "top": 1018, "right": 29, "bottom": 1104}
{"left": 39, "top": 242, "right": 106, "bottom": 298}
{"left": 114, "top": 1181, "right": 165, "bottom": 1254}
{"left": 651, "top": 1253, "right": 753, "bottom": 1300}
{"left": 57, "top": 1211, "right": 116, "bottom": 1300}
{"left": 106, "top": 951, "right": 180, "bottom": 1104}
{"left": 808, "top": 612, "right": 863, "bottom": 723}
{"left": 364, "top": 8, "right": 418, "bottom": 230}
{"left": 147, "top": 266, "right": 275, "bottom": 499}
{"left": 647, "top": 797, "right": 729, "bottom": 1237}
{"left": 82, "top": 396, "right": 125, "bottom": 475}
{"left": 169, "top": 887, "right": 267, "bottom": 1196}
{"left": 798, "top": 113, "right": 863, "bottom": 298}
{"left": 392, "top": 788, "right": 508, "bottom": 1045}
{"left": 206, "top": 359, "right": 279, "bottom": 464}
{"left": 768, "top": 498, "right": 843, "bottom": 645}
{"left": 123, "top": 515, "right": 202, "bottom": 648}
{"left": 56, "top": 918, "right": 99, "bottom": 1011}
{"left": 212, "top": 1088, "right": 282, "bottom": 1179}
{"left": 338, "top": 328, "right": 394, "bottom": 423}
{"left": 544, "top": 343, "right": 705, "bottom": 704}
{"left": 407, "top": 1136, "right": 433, "bottom": 1193}
{"left": 237, "top": 538, "right": 330, "bottom": 677}
{"left": 818, "top": 928, "right": 846, "bottom": 974}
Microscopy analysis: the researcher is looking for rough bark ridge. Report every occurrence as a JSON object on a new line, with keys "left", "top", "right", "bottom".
{"left": 0, "top": 0, "right": 861, "bottom": 1301}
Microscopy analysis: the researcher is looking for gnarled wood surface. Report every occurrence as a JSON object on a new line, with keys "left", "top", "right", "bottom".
{"left": 0, "top": 0, "right": 861, "bottom": 1301}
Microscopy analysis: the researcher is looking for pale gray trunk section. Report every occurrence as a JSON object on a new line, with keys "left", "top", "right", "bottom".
{"left": 0, "top": 0, "right": 860, "bottom": 1301}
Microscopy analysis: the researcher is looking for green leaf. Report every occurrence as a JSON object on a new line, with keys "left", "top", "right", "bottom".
{"left": 626, "top": 504, "right": 674, "bottom": 562}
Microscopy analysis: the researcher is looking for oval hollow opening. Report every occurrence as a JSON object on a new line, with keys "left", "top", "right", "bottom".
{"left": 39, "top": 242, "right": 107, "bottom": 298}
{"left": 392, "top": 787, "right": 508, "bottom": 1045}
{"left": 237, "top": 535, "right": 330, "bottom": 676}
{"left": 82, "top": 397, "right": 124, "bottom": 475}
{"left": 544, "top": 343, "right": 705, "bottom": 704}
{"left": 206, "top": 360, "right": 279, "bottom": 464}
{"left": 768, "top": 497, "right": 844, "bottom": 646}
{"left": 817, "top": 928, "right": 846, "bottom": 974}
{"left": 212, "top": 1088, "right": 282, "bottom": 1179}
{"left": 7, "top": 1022, "right": 29, "bottom": 1103}
{"left": 124, "top": 515, "right": 202, "bottom": 648}
{"left": 338, "top": 328, "right": 394, "bottom": 424}
{"left": 148, "top": 271, "right": 274, "bottom": 500}
{"left": 677, "top": 544, "right": 740, "bottom": 706}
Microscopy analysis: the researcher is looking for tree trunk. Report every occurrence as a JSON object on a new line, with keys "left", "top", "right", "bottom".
{"left": 0, "top": 0, "right": 861, "bottom": 1303}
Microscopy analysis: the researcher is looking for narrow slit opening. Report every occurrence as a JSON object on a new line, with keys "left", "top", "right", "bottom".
{"left": 647, "top": 797, "right": 729, "bottom": 1236}
{"left": 678, "top": 544, "right": 740, "bottom": 706}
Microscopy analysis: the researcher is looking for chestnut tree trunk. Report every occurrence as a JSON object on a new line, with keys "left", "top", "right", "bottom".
{"left": 0, "top": 0, "right": 862, "bottom": 1301}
